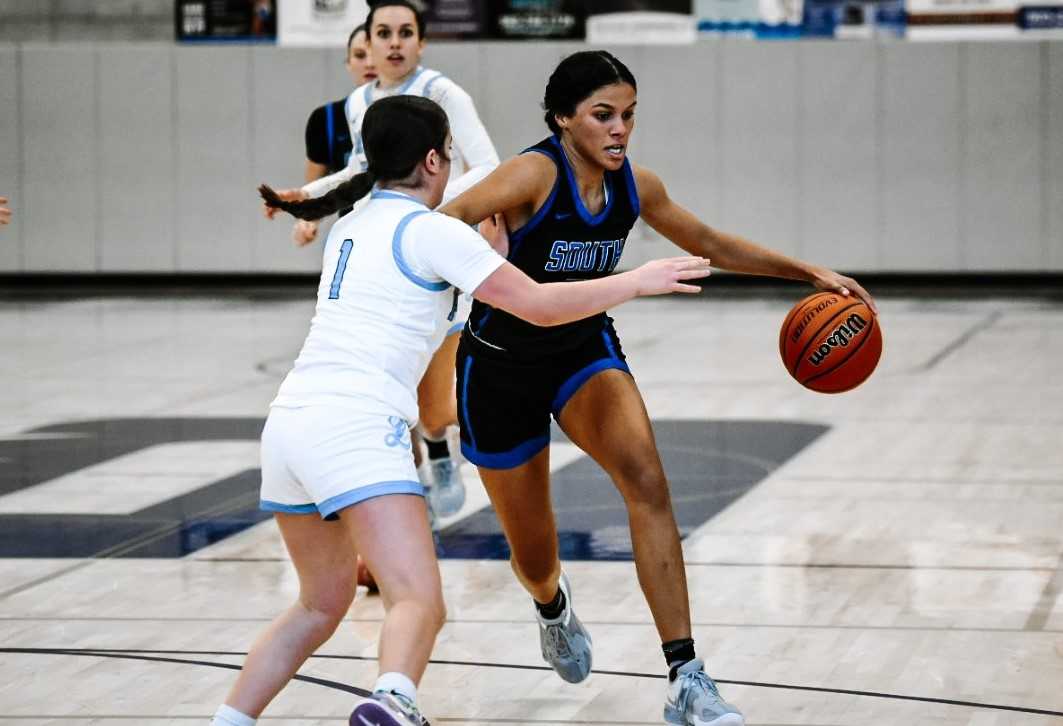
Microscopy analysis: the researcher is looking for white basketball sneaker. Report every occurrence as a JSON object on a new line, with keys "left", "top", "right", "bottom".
{"left": 664, "top": 659, "right": 744, "bottom": 726}
{"left": 536, "top": 571, "right": 593, "bottom": 683}
{"left": 350, "top": 690, "right": 429, "bottom": 726}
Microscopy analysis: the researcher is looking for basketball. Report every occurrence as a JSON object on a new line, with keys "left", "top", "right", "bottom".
{"left": 779, "top": 291, "right": 882, "bottom": 393}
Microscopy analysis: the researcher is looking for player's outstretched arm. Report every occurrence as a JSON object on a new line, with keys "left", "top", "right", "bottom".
{"left": 473, "top": 256, "right": 712, "bottom": 328}
{"left": 633, "top": 165, "right": 877, "bottom": 314}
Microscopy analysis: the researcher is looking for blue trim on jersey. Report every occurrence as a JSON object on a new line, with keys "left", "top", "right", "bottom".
{"left": 622, "top": 159, "right": 640, "bottom": 218}
{"left": 447, "top": 320, "right": 466, "bottom": 336}
{"left": 369, "top": 67, "right": 426, "bottom": 105}
{"left": 461, "top": 433, "right": 550, "bottom": 470}
{"left": 392, "top": 210, "right": 450, "bottom": 291}
{"left": 460, "top": 356, "right": 478, "bottom": 449}
{"left": 371, "top": 189, "right": 427, "bottom": 205}
{"left": 549, "top": 136, "right": 615, "bottom": 227}
{"left": 551, "top": 358, "right": 631, "bottom": 418}
{"left": 601, "top": 328, "right": 619, "bottom": 358}
{"left": 421, "top": 72, "right": 443, "bottom": 98}
{"left": 473, "top": 309, "right": 493, "bottom": 335}
{"left": 260, "top": 500, "right": 319, "bottom": 515}
{"left": 319, "top": 480, "right": 426, "bottom": 518}
{"left": 326, "top": 103, "right": 335, "bottom": 165}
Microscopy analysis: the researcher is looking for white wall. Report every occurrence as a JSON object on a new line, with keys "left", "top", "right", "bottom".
{"left": 0, "top": 40, "right": 1060, "bottom": 273}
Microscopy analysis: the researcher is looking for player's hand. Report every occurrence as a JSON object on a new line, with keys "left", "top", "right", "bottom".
{"left": 292, "top": 219, "right": 319, "bottom": 247}
{"left": 478, "top": 213, "right": 509, "bottom": 257}
{"left": 810, "top": 266, "right": 877, "bottom": 315}
{"left": 634, "top": 256, "right": 712, "bottom": 296}
{"left": 263, "top": 187, "right": 307, "bottom": 220}
{"left": 0, "top": 197, "right": 11, "bottom": 226}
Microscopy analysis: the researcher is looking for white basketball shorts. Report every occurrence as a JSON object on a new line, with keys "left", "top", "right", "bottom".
{"left": 260, "top": 404, "right": 423, "bottom": 519}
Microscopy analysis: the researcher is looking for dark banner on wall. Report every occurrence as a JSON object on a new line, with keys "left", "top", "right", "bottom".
{"left": 176, "top": 0, "right": 277, "bottom": 41}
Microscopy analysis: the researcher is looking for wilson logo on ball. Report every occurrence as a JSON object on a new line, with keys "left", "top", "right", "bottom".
{"left": 779, "top": 292, "right": 883, "bottom": 394}
{"left": 807, "top": 313, "right": 869, "bottom": 366}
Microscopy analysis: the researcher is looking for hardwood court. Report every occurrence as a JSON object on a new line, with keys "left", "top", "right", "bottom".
{"left": 1, "top": 290, "right": 1061, "bottom": 725}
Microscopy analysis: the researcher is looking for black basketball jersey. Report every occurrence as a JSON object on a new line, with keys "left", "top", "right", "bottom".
{"left": 467, "top": 136, "right": 640, "bottom": 356}
{"left": 305, "top": 99, "right": 353, "bottom": 175}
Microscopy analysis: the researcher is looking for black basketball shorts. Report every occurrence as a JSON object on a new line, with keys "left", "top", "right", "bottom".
{"left": 456, "top": 322, "right": 631, "bottom": 470}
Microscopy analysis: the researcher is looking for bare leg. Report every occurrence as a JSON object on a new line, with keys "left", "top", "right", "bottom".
{"left": 341, "top": 493, "right": 445, "bottom": 682}
{"left": 224, "top": 513, "right": 357, "bottom": 716}
{"left": 476, "top": 447, "right": 561, "bottom": 604}
{"left": 557, "top": 370, "right": 692, "bottom": 643}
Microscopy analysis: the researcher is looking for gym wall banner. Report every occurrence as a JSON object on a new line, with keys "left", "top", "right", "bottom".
{"left": 586, "top": 1, "right": 696, "bottom": 44}
{"left": 905, "top": 0, "right": 1022, "bottom": 37}
{"left": 276, "top": 0, "right": 369, "bottom": 46}
{"left": 696, "top": 0, "right": 806, "bottom": 36}
{"left": 176, "top": 0, "right": 278, "bottom": 42}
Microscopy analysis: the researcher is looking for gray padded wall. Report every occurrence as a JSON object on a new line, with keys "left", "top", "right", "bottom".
{"left": 0, "top": 46, "right": 19, "bottom": 270}
{"left": 21, "top": 46, "right": 98, "bottom": 271}
{"left": 1049, "top": 43, "right": 1063, "bottom": 271}
{"left": 880, "top": 43, "right": 961, "bottom": 271}
{"left": 0, "top": 40, "right": 1060, "bottom": 274}
{"left": 963, "top": 43, "right": 1043, "bottom": 270}
{"left": 98, "top": 46, "right": 175, "bottom": 271}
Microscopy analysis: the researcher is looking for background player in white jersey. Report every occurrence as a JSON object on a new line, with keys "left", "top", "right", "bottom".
{"left": 272, "top": 0, "right": 499, "bottom": 525}
{"left": 214, "top": 95, "right": 713, "bottom": 726}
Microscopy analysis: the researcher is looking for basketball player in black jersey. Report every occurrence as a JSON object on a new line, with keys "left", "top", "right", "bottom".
{"left": 292, "top": 24, "right": 375, "bottom": 247}
{"left": 263, "top": 50, "right": 876, "bottom": 726}
{"left": 440, "top": 52, "right": 876, "bottom": 726}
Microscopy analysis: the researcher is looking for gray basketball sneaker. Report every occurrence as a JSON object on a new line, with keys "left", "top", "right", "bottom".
{"left": 426, "top": 456, "right": 465, "bottom": 516}
{"left": 350, "top": 690, "right": 429, "bottom": 726}
{"left": 664, "top": 659, "right": 744, "bottom": 726}
{"left": 536, "top": 571, "right": 593, "bottom": 683}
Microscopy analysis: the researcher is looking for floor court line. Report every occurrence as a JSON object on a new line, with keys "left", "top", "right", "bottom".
{"left": 188, "top": 557, "right": 1061, "bottom": 573}
{"left": 4, "top": 617, "right": 1061, "bottom": 633}
{"left": 4, "top": 648, "right": 1061, "bottom": 718}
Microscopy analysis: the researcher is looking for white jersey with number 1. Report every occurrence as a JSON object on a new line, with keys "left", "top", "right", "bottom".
{"left": 271, "top": 189, "right": 505, "bottom": 425}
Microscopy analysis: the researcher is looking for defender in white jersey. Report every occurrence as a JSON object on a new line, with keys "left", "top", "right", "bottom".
{"left": 217, "top": 96, "right": 712, "bottom": 726}
{"left": 277, "top": 1, "right": 500, "bottom": 528}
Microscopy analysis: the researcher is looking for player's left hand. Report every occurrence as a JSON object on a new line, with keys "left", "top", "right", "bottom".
{"left": 0, "top": 197, "right": 11, "bottom": 226}
{"left": 810, "top": 267, "right": 877, "bottom": 315}
{"left": 478, "top": 213, "right": 509, "bottom": 257}
{"left": 263, "top": 187, "right": 307, "bottom": 220}
{"left": 292, "top": 219, "right": 319, "bottom": 247}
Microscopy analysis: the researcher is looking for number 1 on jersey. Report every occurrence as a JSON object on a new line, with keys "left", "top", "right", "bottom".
{"left": 328, "top": 239, "right": 354, "bottom": 299}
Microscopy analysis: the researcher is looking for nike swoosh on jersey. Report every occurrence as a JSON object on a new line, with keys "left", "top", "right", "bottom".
{"left": 554, "top": 212, "right": 571, "bottom": 220}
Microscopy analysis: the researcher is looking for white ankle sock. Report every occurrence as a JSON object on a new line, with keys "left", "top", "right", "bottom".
{"left": 374, "top": 671, "right": 418, "bottom": 704}
{"left": 211, "top": 704, "right": 256, "bottom": 726}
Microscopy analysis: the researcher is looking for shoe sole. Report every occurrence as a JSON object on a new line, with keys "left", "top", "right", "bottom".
{"left": 350, "top": 701, "right": 405, "bottom": 726}
{"left": 664, "top": 707, "right": 744, "bottom": 726}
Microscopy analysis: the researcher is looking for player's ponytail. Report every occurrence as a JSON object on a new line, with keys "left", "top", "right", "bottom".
{"left": 259, "top": 95, "right": 450, "bottom": 221}
{"left": 543, "top": 50, "right": 638, "bottom": 135}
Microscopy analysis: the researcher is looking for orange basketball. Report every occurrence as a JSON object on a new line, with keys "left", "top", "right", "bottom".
{"left": 779, "top": 291, "right": 882, "bottom": 393}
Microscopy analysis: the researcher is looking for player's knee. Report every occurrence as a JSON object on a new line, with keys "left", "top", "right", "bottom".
{"left": 619, "top": 464, "right": 671, "bottom": 511}
{"left": 302, "top": 579, "right": 356, "bottom": 626}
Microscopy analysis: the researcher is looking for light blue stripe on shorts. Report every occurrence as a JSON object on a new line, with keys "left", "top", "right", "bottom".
{"left": 261, "top": 479, "right": 425, "bottom": 519}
